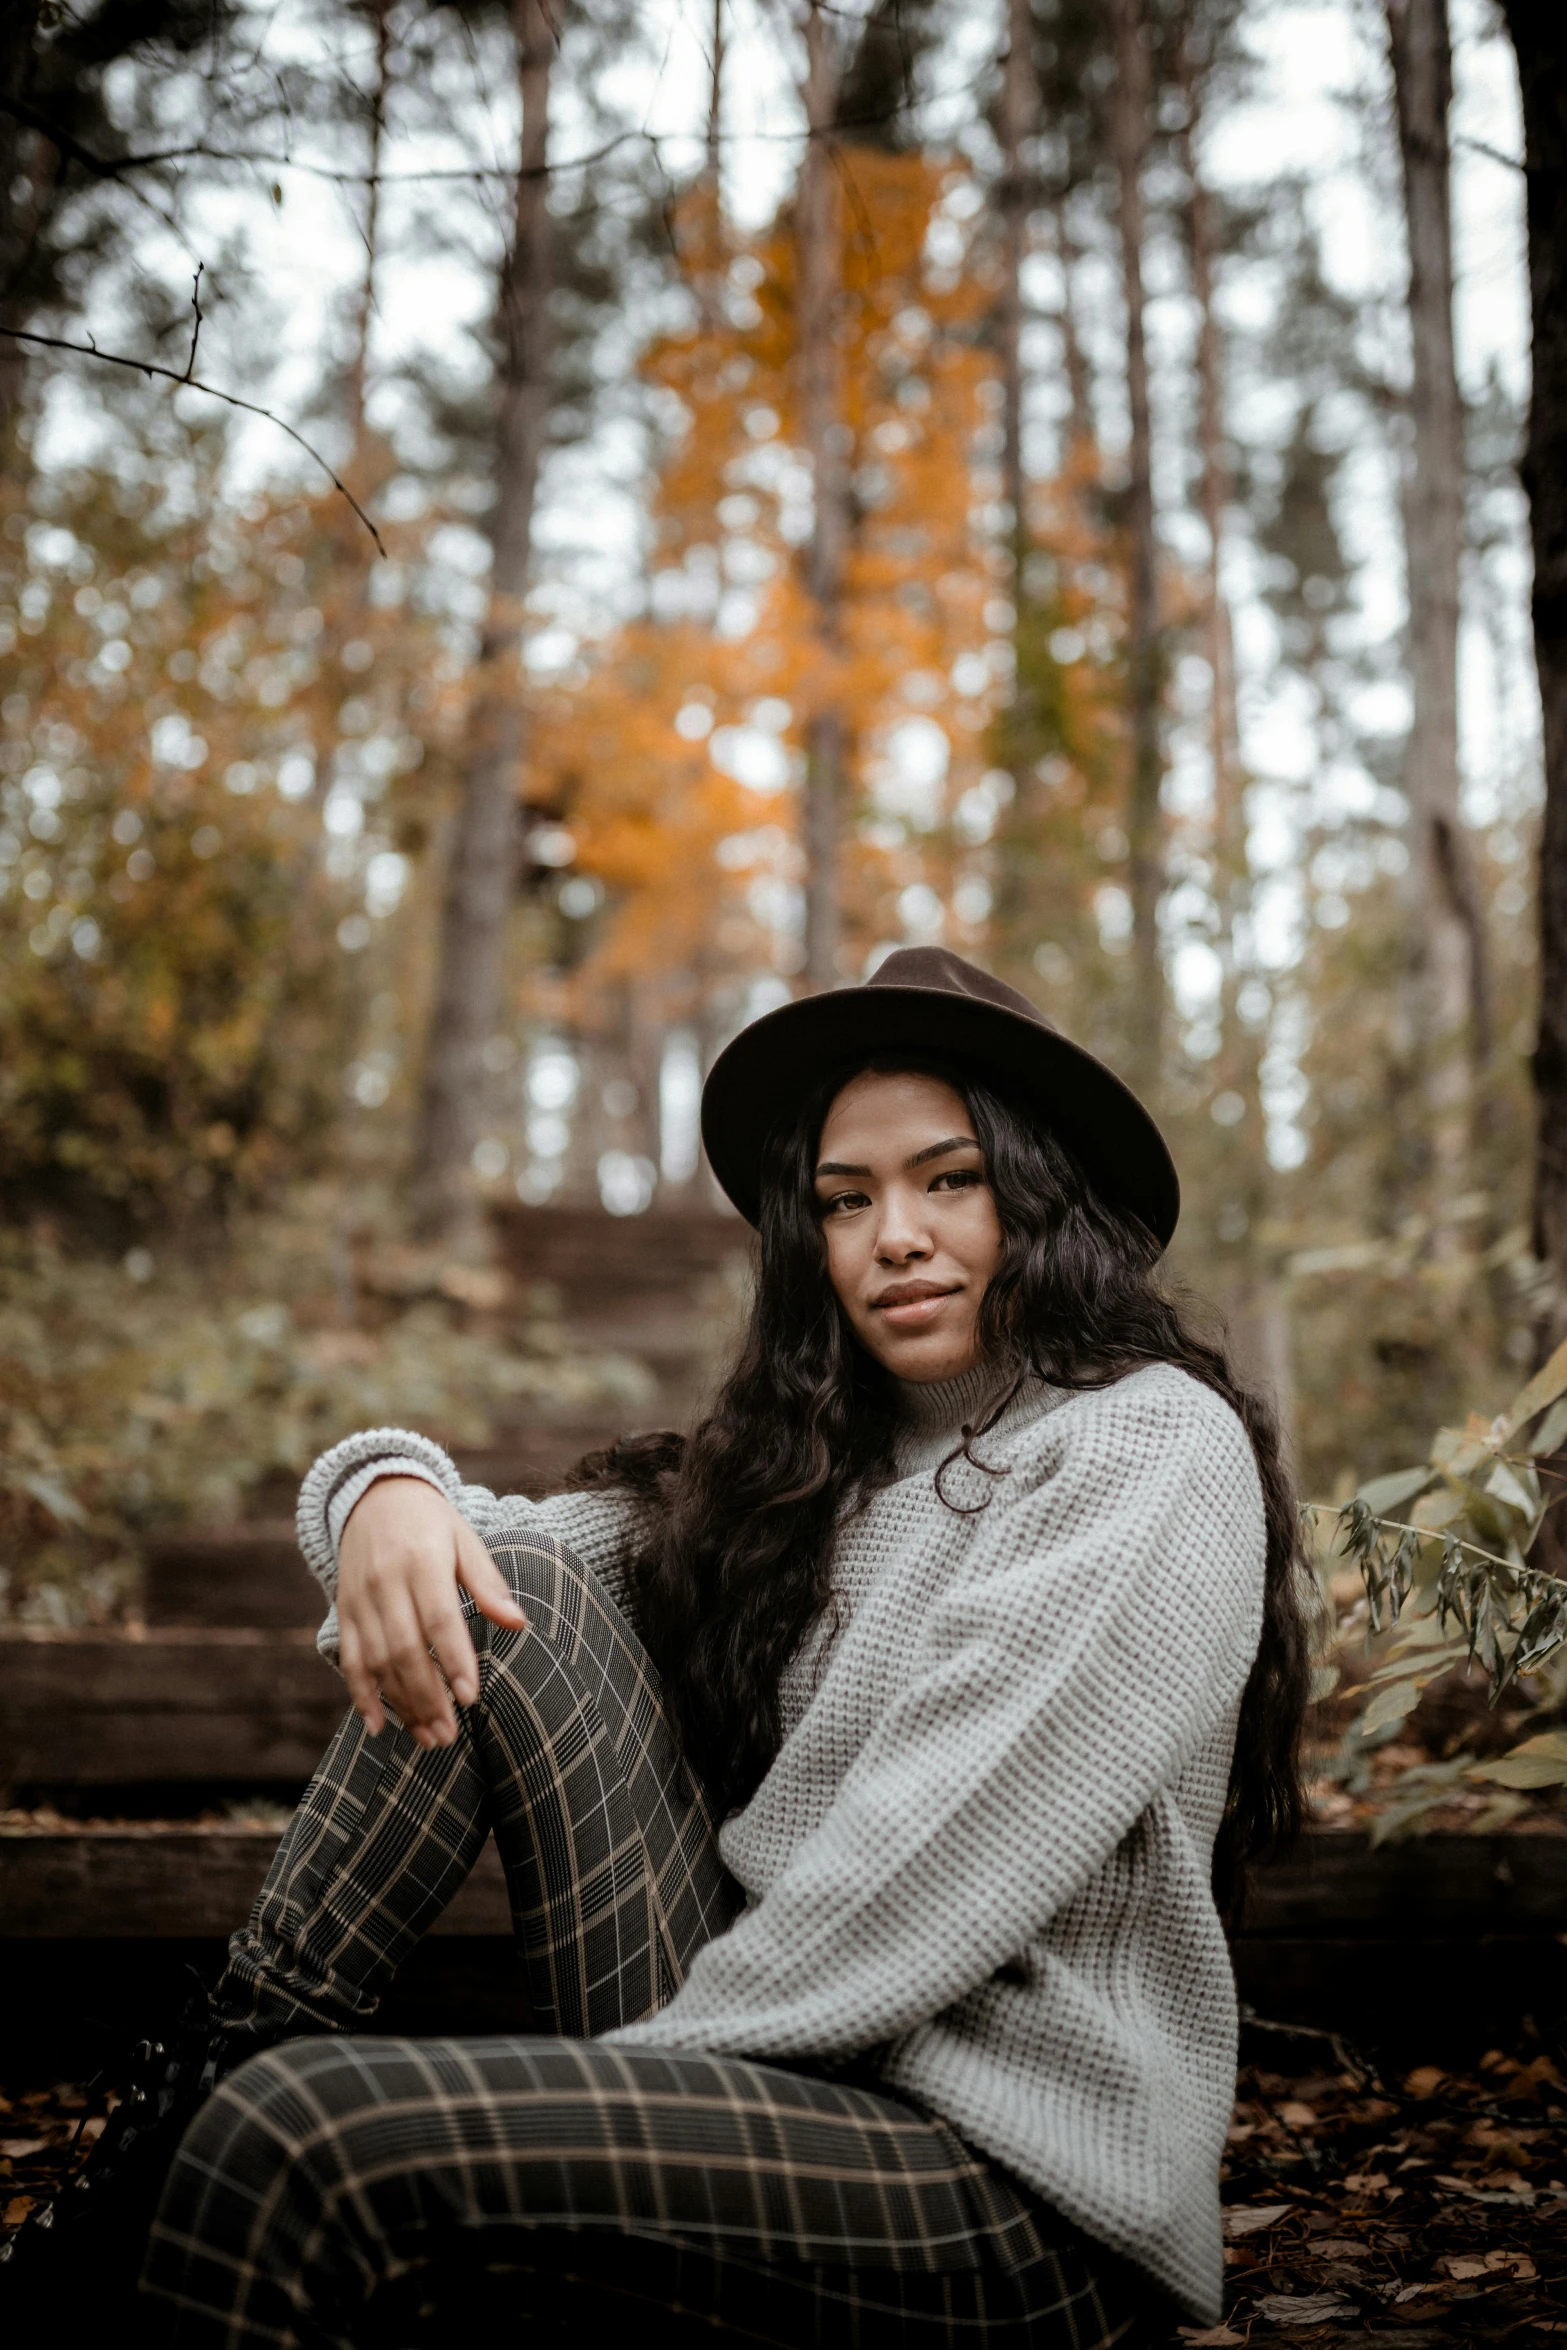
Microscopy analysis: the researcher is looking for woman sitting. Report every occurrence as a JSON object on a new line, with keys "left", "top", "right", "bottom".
{"left": 6, "top": 946, "right": 1308, "bottom": 2347}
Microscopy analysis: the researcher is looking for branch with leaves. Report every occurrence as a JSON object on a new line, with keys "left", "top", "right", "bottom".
{"left": 1313, "top": 1337, "right": 1567, "bottom": 1838}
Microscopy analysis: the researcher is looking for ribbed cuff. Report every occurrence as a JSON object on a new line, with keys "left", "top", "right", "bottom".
{"left": 325, "top": 1458, "right": 450, "bottom": 1561}
{"left": 294, "top": 1425, "right": 462, "bottom": 1599}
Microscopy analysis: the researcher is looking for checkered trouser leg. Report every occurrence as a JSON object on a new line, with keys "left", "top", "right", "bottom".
{"left": 141, "top": 2037, "right": 1148, "bottom": 2349}
{"left": 215, "top": 1529, "right": 739, "bottom": 2043}
{"left": 147, "top": 1532, "right": 1154, "bottom": 2346}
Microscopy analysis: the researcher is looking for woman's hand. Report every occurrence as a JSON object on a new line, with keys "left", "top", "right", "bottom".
{"left": 336, "top": 1477, "right": 528, "bottom": 1747}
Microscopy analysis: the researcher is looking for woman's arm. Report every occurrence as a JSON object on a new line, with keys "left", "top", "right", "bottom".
{"left": 296, "top": 1427, "right": 643, "bottom": 1746}
{"left": 610, "top": 1370, "right": 1266, "bottom": 2062}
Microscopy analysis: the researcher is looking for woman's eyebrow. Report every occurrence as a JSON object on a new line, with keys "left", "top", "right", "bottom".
{"left": 906, "top": 1135, "right": 980, "bottom": 1168}
{"left": 813, "top": 1136, "right": 980, "bottom": 1181}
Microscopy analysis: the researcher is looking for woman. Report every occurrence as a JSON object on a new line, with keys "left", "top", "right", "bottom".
{"left": 12, "top": 948, "right": 1310, "bottom": 2346}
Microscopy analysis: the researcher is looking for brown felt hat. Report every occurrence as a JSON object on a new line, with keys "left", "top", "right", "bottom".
{"left": 700, "top": 946, "right": 1179, "bottom": 1248}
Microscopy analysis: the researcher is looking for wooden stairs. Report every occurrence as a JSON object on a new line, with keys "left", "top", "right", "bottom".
{"left": 2, "top": 1210, "right": 1564, "bottom": 2075}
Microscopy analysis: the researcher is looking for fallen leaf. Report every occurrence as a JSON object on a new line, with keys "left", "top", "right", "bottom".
{"left": 0, "top": 2140, "right": 46, "bottom": 2159}
{"left": 1310, "top": 2238, "right": 1367, "bottom": 2258}
{"left": 1276, "top": 2100, "right": 1318, "bottom": 2127}
{"left": 1475, "top": 2250, "right": 1536, "bottom": 2279}
{"left": 1402, "top": 2065, "right": 1445, "bottom": 2098}
{"left": 1254, "top": 2292, "right": 1359, "bottom": 2326}
{"left": 1222, "top": 2203, "right": 1292, "bottom": 2238}
{"left": 1341, "top": 2172, "right": 1390, "bottom": 2192}
{"left": 1176, "top": 2331, "right": 1244, "bottom": 2348}
{"left": 1439, "top": 2255, "right": 1491, "bottom": 2280}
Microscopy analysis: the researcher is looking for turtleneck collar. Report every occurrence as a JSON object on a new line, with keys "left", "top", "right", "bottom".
{"left": 893, "top": 1359, "right": 1019, "bottom": 1437}
{"left": 888, "top": 1357, "right": 1066, "bottom": 1475}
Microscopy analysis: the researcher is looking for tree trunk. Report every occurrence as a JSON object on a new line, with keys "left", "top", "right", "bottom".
{"left": 797, "top": 0, "right": 849, "bottom": 992}
{"left": 1499, "top": 2, "right": 1567, "bottom": 1338}
{"left": 1175, "top": 33, "right": 1240, "bottom": 873}
{"left": 1108, "top": 0, "right": 1163, "bottom": 1091}
{"left": 1386, "top": 0, "right": 1494, "bottom": 1254}
{"left": 991, "top": 0, "right": 1039, "bottom": 969}
{"left": 996, "top": 0, "right": 1035, "bottom": 611}
{"left": 0, "top": 1, "right": 44, "bottom": 440}
{"left": 1050, "top": 203, "right": 1094, "bottom": 459}
{"left": 410, "top": 0, "right": 554, "bottom": 1247}
{"left": 345, "top": 0, "right": 391, "bottom": 454}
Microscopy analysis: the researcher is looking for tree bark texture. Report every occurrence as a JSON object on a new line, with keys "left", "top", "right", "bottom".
{"left": 1108, "top": 0, "right": 1164, "bottom": 1091}
{"left": 410, "top": 0, "right": 554, "bottom": 1245}
{"left": 0, "top": 1, "right": 45, "bottom": 439}
{"left": 1499, "top": 2, "right": 1567, "bottom": 1336}
{"left": 996, "top": 0, "right": 1035, "bottom": 605}
{"left": 345, "top": 0, "right": 391, "bottom": 453}
{"left": 1385, "top": 0, "right": 1494, "bottom": 1249}
{"left": 991, "top": 0, "right": 1040, "bottom": 967}
{"left": 797, "top": 0, "right": 849, "bottom": 992}
{"left": 1174, "top": 33, "right": 1240, "bottom": 875}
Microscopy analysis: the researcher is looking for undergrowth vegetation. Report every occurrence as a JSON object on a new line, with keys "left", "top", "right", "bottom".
{"left": 0, "top": 1190, "right": 653, "bottom": 1627}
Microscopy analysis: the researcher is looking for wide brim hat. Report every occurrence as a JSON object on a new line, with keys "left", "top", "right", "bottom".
{"left": 700, "top": 946, "right": 1179, "bottom": 1248}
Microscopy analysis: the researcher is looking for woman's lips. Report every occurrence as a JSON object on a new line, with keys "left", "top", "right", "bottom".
{"left": 874, "top": 1288, "right": 958, "bottom": 1329}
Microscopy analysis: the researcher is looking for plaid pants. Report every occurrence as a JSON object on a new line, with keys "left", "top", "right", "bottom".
{"left": 140, "top": 1530, "right": 1152, "bottom": 2348}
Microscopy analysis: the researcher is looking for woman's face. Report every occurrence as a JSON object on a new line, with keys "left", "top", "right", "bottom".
{"left": 813, "top": 1069, "right": 1005, "bottom": 1385}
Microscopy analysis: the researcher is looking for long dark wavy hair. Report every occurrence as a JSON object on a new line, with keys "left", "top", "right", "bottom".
{"left": 573, "top": 1056, "right": 1313, "bottom": 1916}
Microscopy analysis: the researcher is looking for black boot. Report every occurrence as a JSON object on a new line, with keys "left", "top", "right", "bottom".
{"left": 0, "top": 1975, "right": 261, "bottom": 2333}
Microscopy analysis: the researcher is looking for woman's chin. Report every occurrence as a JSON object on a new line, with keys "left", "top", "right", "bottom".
{"left": 876, "top": 1332, "right": 982, "bottom": 1385}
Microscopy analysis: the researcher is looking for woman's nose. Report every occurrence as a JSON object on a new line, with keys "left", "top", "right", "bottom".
{"left": 874, "top": 1189, "right": 932, "bottom": 1260}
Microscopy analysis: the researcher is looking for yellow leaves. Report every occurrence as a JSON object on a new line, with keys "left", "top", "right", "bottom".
{"left": 530, "top": 151, "right": 1029, "bottom": 1005}
{"left": 1468, "top": 1731, "right": 1567, "bottom": 1790}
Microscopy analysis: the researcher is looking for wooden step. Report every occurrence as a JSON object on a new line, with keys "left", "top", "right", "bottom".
{"left": 2, "top": 1821, "right": 1563, "bottom": 1947}
{"left": 0, "top": 1821, "right": 509, "bottom": 1937}
{"left": 145, "top": 1524, "right": 317, "bottom": 1630}
{"left": 492, "top": 1204, "right": 750, "bottom": 1287}
{"left": 0, "top": 1629, "right": 345, "bottom": 1787}
{"left": 143, "top": 1423, "right": 633, "bottom": 1630}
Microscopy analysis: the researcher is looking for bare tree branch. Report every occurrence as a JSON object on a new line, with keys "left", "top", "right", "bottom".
{"left": 0, "top": 321, "right": 385, "bottom": 555}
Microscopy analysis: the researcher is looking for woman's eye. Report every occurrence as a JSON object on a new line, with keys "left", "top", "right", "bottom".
{"left": 820, "top": 1189, "right": 869, "bottom": 1217}
{"left": 930, "top": 1168, "right": 981, "bottom": 1192}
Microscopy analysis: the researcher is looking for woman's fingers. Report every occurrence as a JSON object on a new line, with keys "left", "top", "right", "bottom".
{"left": 372, "top": 1593, "right": 457, "bottom": 1748}
{"left": 337, "top": 1614, "right": 386, "bottom": 1737}
{"left": 420, "top": 1576, "right": 483, "bottom": 1711}
{"left": 455, "top": 1523, "right": 529, "bottom": 1632}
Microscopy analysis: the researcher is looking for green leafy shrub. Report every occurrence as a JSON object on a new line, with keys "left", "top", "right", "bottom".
{"left": 0, "top": 1198, "right": 654, "bottom": 1626}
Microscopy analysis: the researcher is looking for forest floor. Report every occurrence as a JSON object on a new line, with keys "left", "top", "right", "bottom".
{"left": 1159, "top": 2039, "right": 1567, "bottom": 2344}
{"left": 5, "top": 2043, "right": 1566, "bottom": 2341}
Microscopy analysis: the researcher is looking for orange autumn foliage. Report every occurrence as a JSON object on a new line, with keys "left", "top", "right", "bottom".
{"left": 526, "top": 152, "right": 1024, "bottom": 1028}
{"left": 0, "top": 432, "right": 455, "bottom": 1226}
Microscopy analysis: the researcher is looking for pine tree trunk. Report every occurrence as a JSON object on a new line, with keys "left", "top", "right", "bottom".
{"left": 1386, "top": 0, "right": 1493, "bottom": 1253}
{"left": 1108, "top": 0, "right": 1163, "bottom": 1091}
{"left": 1499, "top": 2, "right": 1567, "bottom": 1337}
{"left": 997, "top": 0, "right": 1034, "bottom": 611}
{"left": 1050, "top": 205, "right": 1094, "bottom": 457}
{"left": 345, "top": 0, "right": 391, "bottom": 454}
{"left": 797, "top": 0, "right": 848, "bottom": 992}
{"left": 1177, "top": 23, "right": 1291, "bottom": 1435}
{"left": 0, "top": 1, "right": 44, "bottom": 439}
{"left": 409, "top": 0, "right": 554, "bottom": 1246}
{"left": 992, "top": 0, "right": 1039, "bottom": 970}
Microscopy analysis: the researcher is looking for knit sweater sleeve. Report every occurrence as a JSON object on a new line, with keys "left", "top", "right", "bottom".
{"left": 609, "top": 1367, "right": 1266, "bottom": 2063}
{"left": 295, "top": 1427, "right": 645, "bottom": 1663}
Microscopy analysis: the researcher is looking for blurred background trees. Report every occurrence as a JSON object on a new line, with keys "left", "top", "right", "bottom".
{"left": 0, "top": 0, "right": 1555, "bottom": 1557}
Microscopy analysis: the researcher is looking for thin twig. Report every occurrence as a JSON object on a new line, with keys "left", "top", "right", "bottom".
{"left": 0, "top": 325, "right": 384, "bottom": 555}
{"left": 1303, "top": 1500, "right": 1518, "bottom": 1580}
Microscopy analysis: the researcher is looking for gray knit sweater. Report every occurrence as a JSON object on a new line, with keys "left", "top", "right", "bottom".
{"left": 295, "top": 1361, "right": 1266, "bottom": 2321}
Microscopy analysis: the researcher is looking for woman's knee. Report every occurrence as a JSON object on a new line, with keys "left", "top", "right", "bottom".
{"left": 163, "top": 2040, "right": 354, "bottom": 2219}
